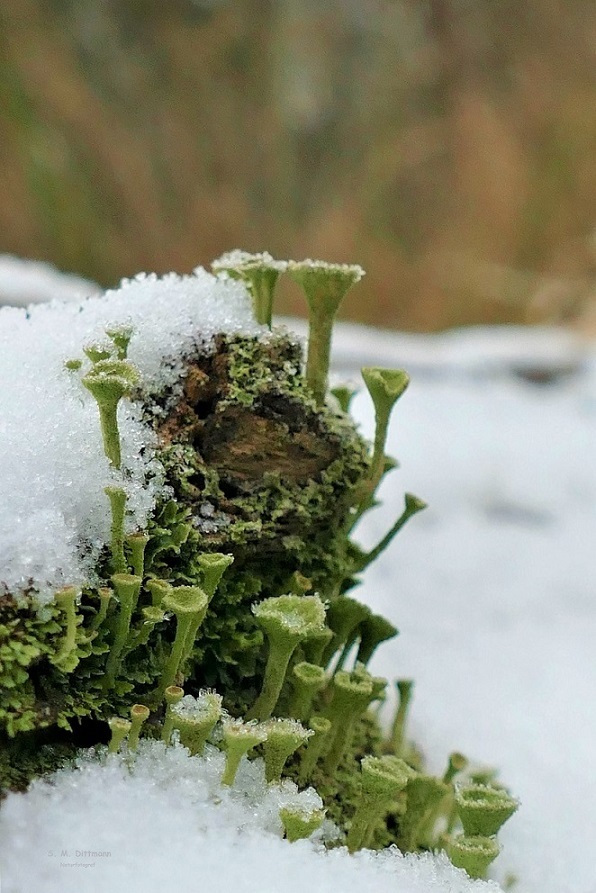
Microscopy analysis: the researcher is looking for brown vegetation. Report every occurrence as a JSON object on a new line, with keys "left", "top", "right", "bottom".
{"left": 1, "top": 0, "right": 596, "bottom": 330}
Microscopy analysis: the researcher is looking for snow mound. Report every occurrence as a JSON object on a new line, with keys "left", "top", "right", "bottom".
{"left": 0, "top": 741, "right": 498, "bottom": 893}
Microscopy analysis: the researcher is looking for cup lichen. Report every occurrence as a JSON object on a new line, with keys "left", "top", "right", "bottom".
{"left": 288, "top": 260, "right": 364, "bottom": 406}
{"left": 288, "top": 662, "right": 326, "bottom": 722}
{"left": 346, "top": 755, "right": 412, "bottom": 852}
{"left": 0, "top": 255, "right": 518, "bottom": 881}
{"left": 260, "top": 717, "right": 313, "bottom": 783}
{"left": 247, "top": 594, "right": 327, "bottom": 722}
{"left": 170, "top": 691, "right": 223, "bottom": 755}
{"left": 220, "top": 717, "right": 268, "bottom": 786}
{"left": 158, "top": 586, "right": 209, "bottom": 697}
{"left": 455, "top": 783, "right": 519, "bottom": 837}
{"left": 82, "top": 358, "right": 139, "bottom": 469}
{"left": 279, "top": 804, "right": 325, "bottom": 842}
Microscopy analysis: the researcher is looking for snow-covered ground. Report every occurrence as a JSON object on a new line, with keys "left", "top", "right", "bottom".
{"left": 0, "top": 260, "right": 594, "bottom": 893}
{"left": 0, "top": 254, "right": 99, "bottom": 306}
{"left": 347, "top": 322, "right": 596, "bottom": 893}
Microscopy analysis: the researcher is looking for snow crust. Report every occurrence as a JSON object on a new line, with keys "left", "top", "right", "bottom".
{"left": 0, "top": 741, "right": 497, "bottom": 893}
{"left": 0, "top": 269, "right": 261, "bottom": 599}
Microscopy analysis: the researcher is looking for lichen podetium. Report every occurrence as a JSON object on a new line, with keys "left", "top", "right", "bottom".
{"left": 0, "top": 254, "right": 517, "bottom": 879}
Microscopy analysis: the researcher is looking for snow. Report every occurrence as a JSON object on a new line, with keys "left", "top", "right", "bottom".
{"left": 172, "top": 692, "right": 223, "bottom": 720}
{"left": 1, "top": 260, "right": 595, "bottom": 893}
{"left": 347, "top": 324, "right": 596, "bottom": 893}
{"left": 212, "top": 248, "right": 288, "bottom": 274}
{"left": 0, "top": 269, "right": 261, "bottom": 599}
{"left": 0, "top": 254, "right": 100, "bottom": 306}
{"left": 0, "top": 740, "right": 496, "bottom": 893}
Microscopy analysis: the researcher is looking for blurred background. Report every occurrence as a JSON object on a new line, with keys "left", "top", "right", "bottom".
{"left": 1, "top": 0, "right": 596, "bottom": 331}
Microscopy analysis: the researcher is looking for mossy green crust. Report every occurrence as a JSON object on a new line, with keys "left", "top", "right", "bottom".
{"left": 0, "top": 593, "right": 104, "bottom": 741}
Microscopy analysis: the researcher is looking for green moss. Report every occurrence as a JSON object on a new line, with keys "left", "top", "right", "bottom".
{"left": 0, "top": 732, "right": 76, "bottom": 796}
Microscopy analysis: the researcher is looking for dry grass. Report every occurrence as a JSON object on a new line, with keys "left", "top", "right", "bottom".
{"left": 1, "top": 0, "right": 596, "bottom": 331}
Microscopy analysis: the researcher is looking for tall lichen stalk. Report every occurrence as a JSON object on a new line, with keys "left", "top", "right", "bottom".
{"left": 0, "top": 254, "right": 517, "bottom": 880}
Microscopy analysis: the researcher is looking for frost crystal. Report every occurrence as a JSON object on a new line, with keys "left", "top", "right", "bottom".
{"left": 172, "top": 692, "right": 223, "bottom": 720}
{"left": 288, "top": 259, "right": 365, "bottom": 282}
{"left": 212, "top": 249, "right": 288, "bottom": 274}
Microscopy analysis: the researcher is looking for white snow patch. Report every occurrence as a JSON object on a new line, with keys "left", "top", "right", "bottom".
{"left": 0, "top": 268, "right": 261, "bottom": 599}
{"left": 0, "top": 741, "right": 496, "bottom": 893}
{"left": 344, "top": 324, "right": 596, "bottom": 893}
{"left": 283, "top": 317, "right": 587, "bottom": 380}
{"left": 172, "top": 692, "right": 222, "bottom": 720}
{"left": 0, "top": 254, "right": 100, "bottom": 306}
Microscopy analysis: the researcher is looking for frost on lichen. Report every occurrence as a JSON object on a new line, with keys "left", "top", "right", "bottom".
{"left": 0, "top": 256, "right": 517, "bottom": 880}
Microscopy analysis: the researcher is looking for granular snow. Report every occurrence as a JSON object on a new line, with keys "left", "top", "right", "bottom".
{"left": 0, "top": 268, "right": 261, "bottom": 600}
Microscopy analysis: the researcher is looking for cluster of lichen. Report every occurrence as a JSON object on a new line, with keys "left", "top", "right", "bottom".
{"left": 0, "top": 253, "right": 517, "bottom": 879}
